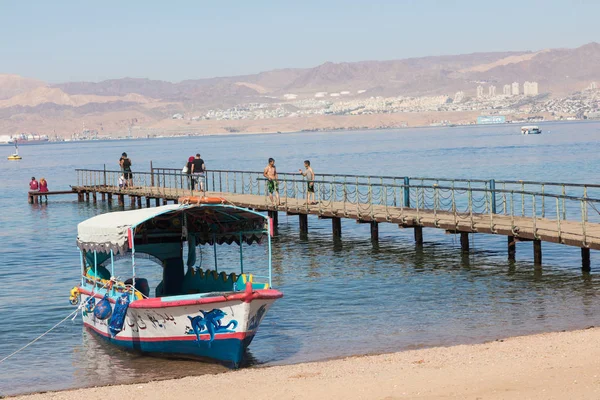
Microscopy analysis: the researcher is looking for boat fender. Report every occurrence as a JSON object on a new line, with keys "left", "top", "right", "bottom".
{"left": 83, "top": 297, "right": 96, "bottom": 316}
{"left": 93, "top": 294, "right": 113, "bottom": 320}
{"left": 178, "top": 196, "right": 224, "bottom": 205}
{"left": 69, "top": 287, "right": 80, "bottom": 305}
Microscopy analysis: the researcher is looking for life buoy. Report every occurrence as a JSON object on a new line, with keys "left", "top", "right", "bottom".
{"left": 69, "top": 287, "right": 80, "bottom": 305}
{"left": 179, "top": 196, "right": 224, "bottom": 205}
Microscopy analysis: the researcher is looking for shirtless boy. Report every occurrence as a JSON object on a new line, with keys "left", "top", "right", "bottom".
{"left": 299, "top": 160, "right": 316, "bottom": 204}
{"left": 263, "top": 158, "right": 280, "bottom": 205}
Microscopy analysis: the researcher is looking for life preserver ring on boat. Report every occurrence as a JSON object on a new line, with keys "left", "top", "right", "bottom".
{"left": 178, "top": 196, "right": 224, "bottom": 205}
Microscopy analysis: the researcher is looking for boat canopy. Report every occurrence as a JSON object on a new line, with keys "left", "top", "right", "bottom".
{"left": 77, "top": 204, "right": 269, "bottom": 255}
{"left": 521, "top": 125, "right": 540, "bottom": 130}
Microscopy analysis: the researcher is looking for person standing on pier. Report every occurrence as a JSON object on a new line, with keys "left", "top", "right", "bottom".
{"left": 39, "top": 178, "right": 49, "bottom": 202}
{"left": 186, "top": 156, "right": 195, "bottom": 190}
{"left": 263, "top": 158, "right": 280, "bottom": 205}
{"left": 192, "top": 153, "right": 205, "bottom": 192}
{"left": 299, "top": 160, "right": 316, "bottom": 204}
{"left": 119, "top": 152, "right": 133, "bottom": 187}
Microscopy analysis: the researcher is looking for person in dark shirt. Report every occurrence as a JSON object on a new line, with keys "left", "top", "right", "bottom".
{"left": 119, "top": 152, "right": 133, "bottom": 187}
{"left": 191, "top": 153, "right": 205, "bottom": 191}
{"left": 186, "top": 156, "right": 195, "bottom": 190}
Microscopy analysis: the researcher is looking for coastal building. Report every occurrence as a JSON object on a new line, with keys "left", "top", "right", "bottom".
{"left": 488, "top": 85, "right": 496, "bottom": 97}
{"left": 588, "top": 82, "right": 597, "bottom": 90}
{"left": 477, "top": 115, "right": 506, "bottom": 124}
{"left": 503, "top": 84, "right": 512, "bottom": 96}
{"left": 315, "top": 92, "right": 327, "bottom": 98}
{"left": 453, "top": 91, "right": 465, "bottom": 103}
{"left": 357, "top": 89, "right": 367, "bottom": 94}
{"left": 512, "top": 82, "right": 520, "bottom": 96}
{"left": 476, "top": 85, "right": 484, "bottom": 98}
{"left": 283, "top": 94, "right": 298, "bottom": 100}
{"left": 523, "top": 82, "right": 539, "bottom": 96}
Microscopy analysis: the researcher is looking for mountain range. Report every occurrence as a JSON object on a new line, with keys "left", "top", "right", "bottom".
{"left": 1, "top": 42, "right": 599, "bottom": 136}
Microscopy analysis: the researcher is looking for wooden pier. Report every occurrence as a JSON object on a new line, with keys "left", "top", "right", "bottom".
{"left": 70, "top": 167, "right": 600, "bottom": 270}
{"left": 28, "top": 189, "right": 77, "bottom": 204}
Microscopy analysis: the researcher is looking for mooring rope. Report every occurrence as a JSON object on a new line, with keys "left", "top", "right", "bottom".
{"left": 0, "top": 307, "right": 80, "bottom": 364}
{"left": 0, "top": 278, "right": 115, "bottom": 365}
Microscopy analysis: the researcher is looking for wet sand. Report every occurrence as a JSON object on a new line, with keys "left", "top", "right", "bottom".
{"left": 9, "top": 327, "right": 600, "bottom": 400}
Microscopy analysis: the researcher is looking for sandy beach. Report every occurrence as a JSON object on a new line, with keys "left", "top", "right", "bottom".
{"left": 9, "top": 327, "right": 600, "bottom": 400}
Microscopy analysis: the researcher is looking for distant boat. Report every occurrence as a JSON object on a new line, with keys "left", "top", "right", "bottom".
{"left": 8, "top": 133, "right": 49, "bottom": 144}
{"left": 7, "top": 142, "right": 22, "bottom": 160}
{"left": 521, "top": 125, "right": 542, "bottom": 135}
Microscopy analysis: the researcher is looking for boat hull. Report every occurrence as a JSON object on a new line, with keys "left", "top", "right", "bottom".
{"left": 79, "top": 288, "right": 281, "bottom": 366}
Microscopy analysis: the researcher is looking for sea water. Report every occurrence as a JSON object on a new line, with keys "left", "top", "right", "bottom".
{"left": 2, "top": 121, "right": 600, "bottom": 395}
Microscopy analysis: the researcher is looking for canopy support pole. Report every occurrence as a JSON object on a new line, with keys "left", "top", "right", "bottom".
{"left": 80, "top": 250, "right": 85, "bottom": 286}
{"left": 240, "top": 233, "right": 244, "bottom": 275}
{"left": 131, "top": 229, "right": 136, "bottom": 302}
{"left": 268, "top": 228, "right": 272, "bottom": 288}
{"left": 213, "top": 233, "right": 218, "bottom": 273}
{"left": 94, "top": 251, "right": 97, "bottom": 279}
{"left": 110, "top": 249, "right": 114, "bottom": 277}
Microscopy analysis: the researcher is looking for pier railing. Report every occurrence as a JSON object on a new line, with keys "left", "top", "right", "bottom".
{"left": 76, "top": 168, "right": 600, "bottom": 243}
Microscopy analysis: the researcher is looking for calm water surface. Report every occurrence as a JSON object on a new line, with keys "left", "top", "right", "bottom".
{"left": 2, "top": 122, "right": 600, "bottom": 395}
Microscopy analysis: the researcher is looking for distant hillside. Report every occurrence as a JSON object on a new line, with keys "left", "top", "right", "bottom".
{"left": 0, "top": 74, "right": 45, "bottom": 100}
{"left": 1, "top": 42, "right": 599, "bottom": 136}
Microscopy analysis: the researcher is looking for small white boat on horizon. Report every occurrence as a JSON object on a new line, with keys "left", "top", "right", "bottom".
{"left": 521, "top": 125, "right": 542, "bottom": 135}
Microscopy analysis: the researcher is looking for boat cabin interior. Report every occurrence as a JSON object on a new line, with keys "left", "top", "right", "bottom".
{"left": 77, "top": 204, "right": 272, "bottom": 300}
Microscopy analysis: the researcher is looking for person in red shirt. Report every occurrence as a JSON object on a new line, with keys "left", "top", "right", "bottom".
{"left": 29, "top": 177, "right": 39, "bottom": 191}
{"left": 39, "top": 178, "right": 49, "bottom": 201}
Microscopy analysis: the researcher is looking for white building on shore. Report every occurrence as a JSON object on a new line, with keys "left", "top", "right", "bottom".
{"left": 523, "top": 81, "right": 539, "bottom": 96}
{"left": 511, "top": 82, "right": 520, "bottom": 96}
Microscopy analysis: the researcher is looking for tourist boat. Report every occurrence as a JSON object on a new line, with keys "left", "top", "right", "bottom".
{"left": 69, "top": 200, "right": 282, "bottom": 366}
{"left": 7, "top": 143, "right": 22, "bottom": 160}
{"left": 521, "top": 125, "right": 542, "bottom": 135}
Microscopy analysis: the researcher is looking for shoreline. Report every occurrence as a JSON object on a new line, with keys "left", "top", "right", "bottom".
{"left": 9, "top": 326, "right": 600, "bottom": 400}
{"left": 1, "top": 118, "right": 597, "bottom": 146}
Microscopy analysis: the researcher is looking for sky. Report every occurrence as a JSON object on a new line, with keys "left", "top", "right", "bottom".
{"left": 0, "top": 0, "right": 598, "bottom": 83}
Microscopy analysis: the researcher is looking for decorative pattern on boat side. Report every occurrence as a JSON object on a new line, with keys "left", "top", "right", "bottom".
{"left": 186, "top": 309, "right": 238, "bottom": 345}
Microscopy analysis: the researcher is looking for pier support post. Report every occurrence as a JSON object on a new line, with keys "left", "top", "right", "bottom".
{"left": 118, "top": 194, "right": 124, "bottom": 206}
{"left": 332, "top": 217, "right": 342, "bottom": 239}
{"left": 130, "top": 196, "right": 136, "bottom": 207}
{"left": 582, "top": 248, "right": 591, "bottom": 272}
{"left": 137, "top": 196, "right": 142, "bottom": 208}
{"left": 414, "top": 226, "right": 423, "bottom": 247}
{"left": 268, "top": 211, "right": 278, "bottom": 227}
{"left": 85, "top": 192, "right": 90, "bottom": 202}
{"left": 163, "top": 198, "right": 169, "bottom": 206}
{"left": 460, "top": 232, "right": 469, "bottom": 252}
{"left": 77, "top": 192, "right": 83, "bottom": 202}
{"left": 92, "top": 191, "right": 97, "bottom": 204}
{"left": 101, "top": 192, "right": 105, "bottom": 201}
{"left": 508, "top": 236, "right": 516, "bottom": 261}
{"left": 146, "top": 197, "right": 151, "bottom": 208}
{"left": 107, "top": 193, "right": 112, "bottom": 205}
{"left": 370, "top": 221, "right": 379, "bottom": 242}
{"left": 533, "top": 239, "right": 542, "bottom": 266}
{"left": 299, "top": 214, "right": 308, "bottom": 234}
{"left": 155, "top": 198, "right": 160, "bottom": 207}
